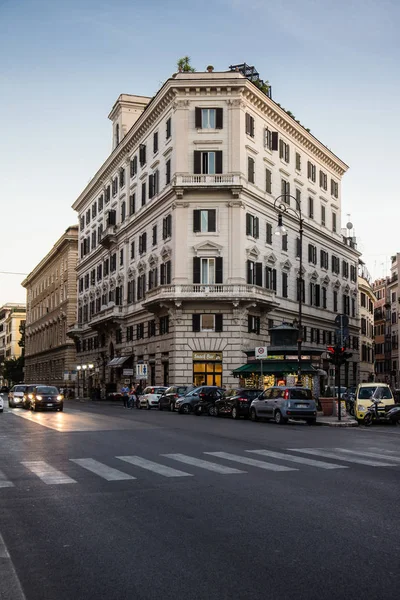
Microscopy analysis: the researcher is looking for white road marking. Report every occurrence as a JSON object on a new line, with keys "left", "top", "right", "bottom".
{"left": 70, "top": 458, "right": 136, "bottom": 481}
{"left": 288, "top": 448, "right": 397, "bottom": 467}
{"left": 0, "top": 532, "right": 27, "bottom": 600}
{"left": 21, "top": 461, "right": 77, "bottom": 484}
{"left": 205, "top": 452, "right": 296, "bottom": 472}
{"left": 247, "top": 449, "right": 348, "bottom": 470}
{"left": 163, "top": 453, "right": 245, "bottom": 474}
{"left": 0, "top": 470, "right": 14, "bottom": 488}
{"left": 117, "top": 455, "right": 193, "bottom": 477}
{"left": 332, "top": 448, "right": 400, "bottom": 463}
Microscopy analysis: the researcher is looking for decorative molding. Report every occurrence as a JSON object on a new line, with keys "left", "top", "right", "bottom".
{"left": 245, "top": 144, "right": 259, "bottom": 156}
{"left": 137, "top": 259, "right": 146, "bottom": 273}
{"left": 150, "top": 159, "right": 160, "bottom": 169}
{"left": 294, "top": 178, "right": 304, "bottom": 186}
{"left": 281, "top": 259, "right": 292, "bottom": 272}
{"left": 263, "top": 156, "right": 275, "bottom": 167}
{"left": 193, "top": 240, "right": 223, "bottom": 257}
{"left": 246, "top": 245, "right": 260, "bottom": 260}
{"left": 307, "top": 187, "right": 317, "bottom": 195}
{"left": 265, "top": 252, "right": 277, "bottom": 265}
{"left": 332, "top": 279, "right": 341, "bottom": 290}
{"left": 193, "top": 139, "right": 223, "bottom": 146}
{"left": 162, "top": 146, "right": 173, "bottom": 157}
{"left": 160, "top": 244, "right": 172, "bottom": 260}
{"left": 321, "top": 274, "right": 330, "bottom": 286}
{"left": 148, "top": 253, "right": 159, "bottom": 267}
{"left": 308, "top": 269, "right": 319, "bottom": 281}
{"left": 279, "top": 167, "right": 290, "bottom": 177}
{"left": 116, "top": 273, "right": 124, "bottom": 285}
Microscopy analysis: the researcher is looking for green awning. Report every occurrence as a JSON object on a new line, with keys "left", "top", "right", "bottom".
{"left": 232, "top": 362, "right": 317, "bottom": 375}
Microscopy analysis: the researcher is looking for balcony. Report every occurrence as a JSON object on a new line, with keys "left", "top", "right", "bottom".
{"left": 90, "top": 304, "right": 124, "bottom": 328}
{"left": 67, "top": 322, "right": 90, "bottom": 338}
{"left": 142, "top": 283, "right": 278, "bottom": 311}
{"left": 99, "top": 226, "right": 117, "bottom": 249}
{"left": 173, "top": 173, "right": 242, "bottom": 196}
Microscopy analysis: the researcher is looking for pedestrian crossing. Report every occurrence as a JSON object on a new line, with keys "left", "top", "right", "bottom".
{"left": 0, "top": 446, "right": 399, "bottom": 489}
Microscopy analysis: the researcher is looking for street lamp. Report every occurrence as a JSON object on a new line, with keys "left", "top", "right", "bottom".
{"left": 273, "top": 194, "right": 304, "bottom": 386}
{"left": 76, "top": 365, "right": 82, "bottom": 398}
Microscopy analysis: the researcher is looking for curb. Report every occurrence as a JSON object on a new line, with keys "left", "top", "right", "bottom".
{"left": 317, "top": 420, "right": 359, "bottom": 427}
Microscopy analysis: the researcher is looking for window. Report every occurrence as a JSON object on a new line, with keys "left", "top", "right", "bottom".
{"left": 245, "top": 113, "right": 255, "bottom": 137}
{"left": 92, "top": 202, "right": 97, "bottom": 219}
{"left": 80, "top": 215, "right": 85, "bottom": 230}
{"left": 163, "top": 214, "right": 172, "bottom": 239}
{"left": 331, "top": 179, "right": 339, "bottom": 198}
{"left": 136, "top": 323, "right": 145, "bottom": 339}
{"left": 193, "top": 209, "right": 216, "bottom": 233}
{"left": 86, "top": 209, "right": 91, "bottom": 224}
{"left": 307, "top": 161, "right": 316, "bottom": 182}
{"left": 192, "top": 314, "right": 223, "bottom": 332}
{"left": 148, "top": 170, "right": 159, "bottom": 199}
{"left": 141, "top": 182, "right": 146, "bottom": 206}
{"left": 332, "top": 212, "right": 337, "bottom": 233}
{"left": 265, "top": 168, "right": 272, "bottom": 193}
{"left": 160, "top": 315, "right": 169, "bottom": 335}
{"left": 333, "top": 290, "right": 338, "bottom": 312}
{"left": 309, "top": 282, "right": 321, "bottom": 307}
{"left": 130, "top": 241, "right": 135, "bottom": 260}
{"left": 126, "top": 325, "right": 134, "bottom": 341}
{"left": 320, "top": 249, "right": 329, "bottom": 270}
{"left": 193, "top": 150, "right": 222, "bottom": 175}
{"left": 110, "top": 253, "right": 117, "bottom": 272}
{"left": 115, "top": 285, "right": 123, "bottom": 306}
{"left": 279, "top": 139, "right": 290, "bottom": 162}
{"left": 352, "top": 298, "right": 356, "bottom": 318}
{"left": 319, "top": 170, "right": 327, "bottom": 190}
{"left": 308, "top": 196, "right": 314, "bottom": 219}
{"left": 295, "top": 152, "right": 301, "bottom": 171}
{"left": 139, "top": 232, "right": 147, "bottom": 254}
{"left": 308, "top": 244, "right": 317, "bottom": 265}
{"left": 282, "top": 272, "right": 288, "bottom": 298}
{"left": 166, "top": 117, "right": 171, "bottom": 139}
{"left": 112, "top": 177, "right": 118, "bottom": 197}
{"left": 246, "top": 214, "right": 259, "bottom": 238}
{"left": 342, "top": 260, "right": 349, "bottom": 278}
{"left": 90, "top": 269, "right": 95, "bottom": 286}
{"left": 139, "top": 144, "right": 147, "bottom": 166}
{"left": 153, "top": 131, "right": 158, "bottom": 154}
{"left": 119, "top": 167, "right": 125, "bottom": 188}
{"left": 106, "top": 209, "right": 116, "bottom": 227}
{"left": 137, "top": 274, "right": 146, "bottom": 300}
{"left": 281, "top": 179, "right": 290, "bottom": 204}
{"left": 97, "top": 264, "right": 102, "bottom": 281}
{"left": 121, "top": 201, "right": 126, "bottom": 223}
{"left": 148, "top": 319, "right": 156, "bottom": 337}
{"left": 148, "top": 267, "right": 158, "bottom": 290}
{"left": 322, "top": 287, "right": 327, "bottom": 309}
{"left": 152, "top": 225, "right": 157, "bottom": 246}
{"left": 342, "top": 294, "right": 350, "bottom": 316}
{"left": 103, "top": 258, "right": 109, "bottom": 276}
{"left": 105, "top": 185, "right": 111, "bottom": 203}
{"left": 296, "top": 237, "right": 301, "bottom": 258}
{"left": 195, "top": 107, "right": 223, "bottom": 129}
{"left": 321, "top": 204, "right": 326, "bottom": 226}
{"left": 247, "top": 260, "right": 263, "bottom": 286}
{"left": 129, "top": 193, "right": 136, "bottom": 216}
{"left": 91, "top": 230, "right": 96, "bottom": 250}
{"left": 265, "top": 267, "right": 277, "bottom": 291}
{"left": 282, "top": 234, "right": 288, "bottom": 252}
{"left": 193, "top": 256, "right": 223, "bottom": 284}
{"left": 120, "top": 248, "right": 124, "bottom": 266}
{"left": 130, "top": 156, "right": 138, "bottom": 177}
{"left": 248, "top": 157, "right": 255, "bottom": 183}
{"left": 266, "top": 222, "right": 273, "bottom": 245}
{"left": 160, "top": 261, "right": 171, "bottom": 284}
{"left": 331, "top": 255, "right": 340, "bottom": 274}
{"left": 127, "top": 280, "right": 135, "bottom": 304}
{"left": 248, "top": 315, "right": 260, "bottom": 334}
{"left": 98, "top": 195, "right": 103, "bottom": 212}
{"left": 166, "top": 159, "right": 171, "bottom": 185}
{"left": 264, "top": 128, "right": 272, "bottom": 150}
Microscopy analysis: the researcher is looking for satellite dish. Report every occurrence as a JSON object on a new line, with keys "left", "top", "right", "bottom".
{"left": 346, "top": 222, "right": 353, "bottom": 229}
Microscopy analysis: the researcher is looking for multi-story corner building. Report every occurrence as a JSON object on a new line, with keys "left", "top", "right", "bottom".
{"left": 358, "top": 264, "right": 376, "bottom": 382}
{"left": 22, "top": 226, "right": 79, "bottom": 389}
{"left": 0, "top": 303, "right": 26, "bottom": 363}
{"left": 69, "top": 67, "right": 360, "bottom": 393}
{"left": 373, "top": 277, "right": 388, "bottom": 382}
{"left": 388, "top": 254, "right": 400, "bottom": 387}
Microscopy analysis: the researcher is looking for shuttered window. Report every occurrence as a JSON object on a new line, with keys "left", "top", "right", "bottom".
{"left": 193, "top": 209, "right": 216, "bottom": 233}
{"left": 193, "top": 151, "right": 223, "bottom": 175}
{"left": 265, "top": 168, "right": 272, "bottom": 193}
{"left": 248, "top": 156, "right": 255, "bottom": 183}
{"left": 245, "top": 113, "right": 255, "bottom": 137}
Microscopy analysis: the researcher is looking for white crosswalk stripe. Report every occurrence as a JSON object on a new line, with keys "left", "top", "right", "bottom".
{"left": 70, "top": 458, "right": 136, "bottom": 481}
{"left": 205, "top": 452, "right": 297, "bottom": 472}
{"left": 331, "top": 448, "right": 400, "bottom": 464}
{"left": 246, "top": 449, "right": 348, "bottom": 470}
{"left": 22, "top": 461, "right": 77, "bottom": 484}
{"left": 163, "top": 453, "right": 245, "bottom": 474}
{"left": 0, "top": 470, "right": 13, "bottom": 488}
{"left": 287, "top": 448, "right": 398, "bottom": 467}
{"left": 117, "top": 456, "right": 193, "bottom": 478}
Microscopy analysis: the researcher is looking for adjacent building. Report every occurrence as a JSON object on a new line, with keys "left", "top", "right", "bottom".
{"left": 69, "top": 66, "right": 360, "bottom": 394}
{"left": 22, "top": 226, "right": 79, "bottom": 389}
{"left": 0, "top": 303, "right": 26, "bottom": 362}
{"left": 372, "top": 277, "right": 387, "bottom": 382}
{"left": 358, "top": 264, "right": 376, "bottom": 382}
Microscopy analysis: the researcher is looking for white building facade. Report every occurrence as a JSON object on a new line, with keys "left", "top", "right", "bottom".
{"left": 70, "top": 70, "right": 360, "bottom": 393}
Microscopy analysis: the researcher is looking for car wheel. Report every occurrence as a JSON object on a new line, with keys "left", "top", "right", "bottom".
{"left": 363, "top": 413, "right": 373, "bottom": 426}
{"left": 274, "top": 410, "right": 287, "bottom": 425}
{"left": 307, "top": 418, "right": 316, "bottom": 426}
{"left": 250, "top": 408, "right": 258, "bottom": 422}
{"left": 231, "top": 407, "right": 240, "bottom": 420}
{"left": 0, "top": 409, "right": 3, "bottom": 413}
{"left": 182, "top": 404, "right": 192, "bottom": 414}
{"left": 146, "top": 401, "right": 151, "bottom": 410}
{"left": 208, "top": 405, "right": 215, "bottom": 416}
{"left": 58, "top": 406, "right": 64, "bottom": 412}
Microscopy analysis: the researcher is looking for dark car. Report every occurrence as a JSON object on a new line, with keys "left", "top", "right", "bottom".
{"left": 250, "top": 387, "right": 317, "bottom": 424}
{"left": 23, "top": 385, "right": 64, "bottom": 412}
{"left": 175, "top": 386, "right": 224, "bottom": 415}
{"left": 0, "top": 386, "right": 9, "bottom": 393}
{"left": 215, "top": 388, "right": 263, "bottom": 419}
{"left": 159, "top": 385, "right": 194, "bottom": 411}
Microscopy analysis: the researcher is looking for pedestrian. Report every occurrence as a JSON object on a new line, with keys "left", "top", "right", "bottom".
{"left": 121, "top": 384, "right": 129, "bottom": 408}
{"left": 128, "top": 385, "right": 137, "bottom": 409}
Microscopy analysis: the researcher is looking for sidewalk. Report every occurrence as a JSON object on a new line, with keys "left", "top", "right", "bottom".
{"left": 316, "top": 413, "right": 358, "bottom": 427}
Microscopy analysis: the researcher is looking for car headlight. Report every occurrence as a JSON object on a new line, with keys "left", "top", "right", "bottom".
{"left": 357, "top": 405, "right": 366, "bottom": 412}
{"left": 36, "top": 395, "right": 42, "bottom": 400}
{"left": 57, "top": 395, "right": 62, "bottom": 401}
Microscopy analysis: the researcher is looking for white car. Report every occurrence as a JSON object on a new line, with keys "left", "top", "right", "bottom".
{"left": 138, "top": 386, "right": 168, "bottom": 410}
{"left": 0, "top": 394, "right": 3, "bottom": 413}
{"left": 8, "top": 384, "right": 28, "bottom": 408}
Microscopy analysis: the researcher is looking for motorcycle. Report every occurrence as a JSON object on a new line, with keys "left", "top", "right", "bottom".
{"left": 194, "top": 400, "right": 217, "bottom": 416}
{"left": 386, "top": 405, "right": 400, "bottom": 426}
{"left": 363, "top": 399, "right": 398, "bottom": 426}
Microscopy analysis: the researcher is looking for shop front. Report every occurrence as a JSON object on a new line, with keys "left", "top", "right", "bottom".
{"left": 192, "top": 351, "right": 223, "bottom": 387}
{"left": 232, "top": 360, "right": 318, "bottom": 394}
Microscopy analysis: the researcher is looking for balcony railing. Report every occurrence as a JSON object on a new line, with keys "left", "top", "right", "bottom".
{"left": 143, "top": 283, "right": 277, "bottom": 307}
{"left": 99, "top": 226, "right": 117, "bottom": 248}
{"left": 174, "top": 174, "right": 241, "bottom": 187}
{"left": 90, "top": 304, "right": 124, "bottom": 327}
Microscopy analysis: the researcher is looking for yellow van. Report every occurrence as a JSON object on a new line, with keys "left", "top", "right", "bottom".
{"left": 355, "top": 383, "right": 395, "bottom": 423}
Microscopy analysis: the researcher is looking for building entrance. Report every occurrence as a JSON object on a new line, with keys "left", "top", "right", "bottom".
{"left": 192, "top": 352, "right": 223, "bottom": 387}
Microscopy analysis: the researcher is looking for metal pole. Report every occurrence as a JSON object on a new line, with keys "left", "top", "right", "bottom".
{"left": 337, "top": 359, "right": 341, "bottom": 421}
{"left": 297, "top": 218, "right": 303, "bottom": 386}
{"left": 260, "top": 358, "right": 263, "bottom": 389}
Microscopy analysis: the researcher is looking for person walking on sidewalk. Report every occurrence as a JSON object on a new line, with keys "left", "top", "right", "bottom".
{"left": 128, "top": 386, "right": 137, "bottom": 409}
{"left": 121, "top": 384, "right": 129, "bottom": 408}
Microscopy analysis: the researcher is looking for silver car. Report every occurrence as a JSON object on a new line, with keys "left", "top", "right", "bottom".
{"left": 250, "top": 387, "right": 317, "bottom": 425}
{"left": 8, "top": 384, "right": 28, "bottom": 408}
{"left": 138, "top": 386, "right": 168, "bottom": 410}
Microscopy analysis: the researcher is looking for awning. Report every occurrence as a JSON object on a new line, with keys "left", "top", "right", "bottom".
{"left": 107, "top": 356, "right": 131, "bottom": 368}
{"left": 232, "top": 362, "right": 317, "bottom": 376}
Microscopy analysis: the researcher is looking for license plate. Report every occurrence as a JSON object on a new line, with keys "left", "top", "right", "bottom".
{"left": 47, "top": 403, "right": 53, "bottom": 407}
{"left": 296, "top": 404, "right": 307, "bottom": 408}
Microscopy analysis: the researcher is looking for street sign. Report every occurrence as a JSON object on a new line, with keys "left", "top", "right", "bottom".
{"left": 334, "top": 314, "right": 349, "bottom": 328}
{"left": 135, "top": 363, "right": 148, "bottom": 378}
{"left": 123, "top": 369, "right": 134, "bottom": 376}
{"left": 255, "top": 346, "right": 268, "bottom": 359}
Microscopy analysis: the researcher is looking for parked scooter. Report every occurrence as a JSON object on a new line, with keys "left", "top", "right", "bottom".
{"left": 363, "top": 399, "right": 396, "bottom": 426}
{"left": 386, "top": 405, "right": 400, "bottom": 426}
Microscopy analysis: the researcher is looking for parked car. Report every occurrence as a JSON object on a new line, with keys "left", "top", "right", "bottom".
{"left": 250, "top": 387, "right": 317, "bottom": 425}
{"left": 214, "top": 388, "right": 263, "bottom": 419}
{"left": 175, "top": 386, "right": 224, "bottom": 414}
{"left": 354, "top": 383, "right": 395, "bottom": 423}
{"left": 386, "top": 404, "right": 400, "bottom": 425}
{"left": 0, "top": 394, "right": 3, "bottom": 413}
{"left": 158, "top": 385, "right": 194, "bottom": 411}
{"left": 23, "top": 385, "right": 64, "bottom": 412}
{"left": 138, "top": 386, "right": 168, "bottom": 409}
{"left": 0, "top": 386, "right": 9, "bottom": 394}
{"left": 8, "top": 384, "right": 28, "bottom": 408}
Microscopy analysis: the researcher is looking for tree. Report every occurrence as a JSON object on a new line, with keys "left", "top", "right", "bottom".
{"left": 177, "top": 56, "right": 196, "bottom": 72}
{"left": 18, "top": 321, "right": 25, "bottom": 355}
{"left": 3, "top": 356, "right": 24, "bottom": 385}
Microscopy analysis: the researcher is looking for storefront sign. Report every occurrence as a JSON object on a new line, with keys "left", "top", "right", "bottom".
{"left": 192, "top": 352, "right": 222, "bottom": 361}
{"left": 123, "top": 369, "right": 134, "bottom": 376}
{"left": 265, "top": 355, "right": 285, "bottom": 360}
{"left": 286, "top": 355, "right": 312, "bottom": 361}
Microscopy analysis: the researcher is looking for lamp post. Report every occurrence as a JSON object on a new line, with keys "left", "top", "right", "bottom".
{"left": 82, "top": 365, "right": 87, "bottom": 398}
{"left": 273, "top": 194, "right": 304, "bottom": 386}
{"left": 76, "top": 365, "right": 81, "bottom": 398}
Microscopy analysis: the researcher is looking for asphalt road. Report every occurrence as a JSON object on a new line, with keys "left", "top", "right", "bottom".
{"left": 0, "top": 394, "right": 399, "bottom": 600}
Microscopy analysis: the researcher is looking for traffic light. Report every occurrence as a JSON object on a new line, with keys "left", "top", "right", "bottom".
{"left": 326, "top": 346, "right": 352, "bottom": 366}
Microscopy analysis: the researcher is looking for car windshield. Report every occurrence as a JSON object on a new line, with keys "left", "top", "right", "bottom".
{"left": 14, "top": 385, "right": 26, "bottom": 392}
{"left": 177, "top": 387, "right": 189, "bottom": 394}
{"left": 289, "top": 389, "right": 312, "bottom": 400}
{"left": 36, "top": 386, "right": 59, "bottom": 394}
{"left": 358, "top": 387, "right": 390, "bottom": 400}
{"left": 236, "top": 390, "right": 263, "bottom": 399}
{"left": 153, "top": 388, "right": 167, "bottom": 394}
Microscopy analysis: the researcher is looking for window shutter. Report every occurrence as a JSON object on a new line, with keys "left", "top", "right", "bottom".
{"left": 215, "top": 314, "right": 223, "bottom": 332}
{"left": 266, "top": 222, "right": 272, "bottom": 244}
{"left": 279, "top": 139, "right": 283, "bottom": 159}
{"left": 246, "top": 213, "right": 251, "bottom": 236}
{"left": 148, "top": 174, "right": 153, "bottom": 198}
{"left": 248, "top": 314, "right": 252, "bottom": 332}
{"left": 272, "top": 269, "right": 277, "bottom": 292}
{"left": 208, "top": 209, "right": 216, "bottom": 232}
{"left": 215, "top": 108, "right": 223, "bottom": 129}
{"left": 315, "top": 285, "right": 321, "bottom": 307}
{"left": 266, "top": 168, "right": 272, "bottom": 193}
{"left": 255, "top": 262, "right": 262, "bottom": 286}
{"left": 271, "top": 132, "right": 278, "bottom": 151}
{"left": 247, "top": 260, "right": 252, "bottom": 284}
{"left": 166, "top": 260, "right": 171, "bottom": 283}
{"left": 250, "top": 116, "right": 255, "bottom": 137}
{"left": 215, "top": 151, "right": 223, "bottom": 174}
{"left": 166, "top": 159, "right": 171, "bottom": 185}
{"left": 193, "top": 210, "right": 201, "bottom": 232}
{"left": 194, "top": 151, "right": 201, "bottom": 174}
{"left": 254, "top": 217, "right": 259, "bottom": 239}
{"left": 282, "top": 272, "right": 288, "bottom": 297}
{"left": 245, "top": 113, "right": 250, "bottom": 134}
{"left": 160, "top": 263, "right": 165, "bottom": 285}
{"left": 192, "top": 314, "right": 201, "bottom": 332}
{"left": 193, "top": 257, "right": 201, "bottom": 284}
{"left": 308, "top": 244, "right": 312, "bottom": 262}
{"left": 215, "top": 257, "right": 223, "bottom": 284}
{"left": 195, "top": 107, "right": 202, "bottom": 128}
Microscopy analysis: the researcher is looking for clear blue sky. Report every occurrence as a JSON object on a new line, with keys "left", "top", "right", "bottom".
{"left": 1, "top": 0, "right": 399, "bottom": 305}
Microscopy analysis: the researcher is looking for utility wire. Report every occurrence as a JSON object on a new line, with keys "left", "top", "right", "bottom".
{"left": 0, "top": 271, "right": 28, "bottom": 276}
